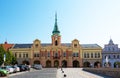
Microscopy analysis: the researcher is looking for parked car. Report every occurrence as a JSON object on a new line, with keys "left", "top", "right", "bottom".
{"left": 0, "top": 67, "right": 9, "bottom": 76}
{"left": 12, "top": 65, "right": 20, "bottom": 72}
{"left": 18, "top": 65, "right": 30, "bottom": 71}
{"left": 32, "top": 64, "right": 42, "bottom": 70}
{"left": 1, "top": 66, "right": 14, "bottom": 74}
{"left": 17, "top": 65, "right": 26, "bottom": 72}
{"left": 23, "top": 65, "right": 30, "bottom": 71}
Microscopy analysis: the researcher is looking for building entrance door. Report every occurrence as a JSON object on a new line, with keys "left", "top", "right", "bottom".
{"left": 54, "top": 60, "right": 59, "bottom": 67}
{"left": 46, "top": 60, "right": 51, "bottom": 67}
{"left": 62, "top": 60, "right": 67, "bottom": 67}
{"left": 73, "top": 60, "right": 79, "bottom": 67}
{"left": 83, "top": 61, "right": 90, "bottom": 67}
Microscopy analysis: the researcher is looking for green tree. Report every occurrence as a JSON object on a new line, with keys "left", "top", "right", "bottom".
{"left": 4, "top": 51, "right": 17, "bottom": 65}
{"left": 0, "top": 45, "right": 17, "bottom": 66}
{"left": 0, "top": 45, "right": 5, "bottom": 65}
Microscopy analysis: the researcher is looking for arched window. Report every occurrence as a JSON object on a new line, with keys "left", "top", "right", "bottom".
{"left": 55, "top": 40, "right": 58, "bottom": 46}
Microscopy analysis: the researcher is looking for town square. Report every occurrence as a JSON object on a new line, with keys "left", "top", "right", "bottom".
{"left": 0, "top": 0, "right": 120, "bottom": 78}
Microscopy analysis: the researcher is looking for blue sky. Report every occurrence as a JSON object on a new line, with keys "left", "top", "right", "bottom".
{"left": 0, "top": 0, "right": 120, "bottom": 47}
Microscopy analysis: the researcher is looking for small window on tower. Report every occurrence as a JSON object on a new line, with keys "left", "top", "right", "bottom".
{"left": 74, "top": 44, "right": 77, "bottom": 48}
{"left": 55, "top": 40, "right": 58, "bottom": 46}
{"left": 35, "top": 44, "right": 38, "bottom": 48}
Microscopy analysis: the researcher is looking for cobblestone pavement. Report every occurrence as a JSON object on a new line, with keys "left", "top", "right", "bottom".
{"left": 8, "top": 68, "right": 57, "bottom": 78}
{"left": 57, "top": 68, "right": 111, "bottom": 78}
{"left": 0, "top": 68, "right": 111, "bottom": 78}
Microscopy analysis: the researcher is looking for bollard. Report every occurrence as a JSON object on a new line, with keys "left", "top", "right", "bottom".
{"left": 64, "top": 74, "right": 67, "bottom": 77}
{"left": 61, "top": 68, "right": 63, "bottom": 71}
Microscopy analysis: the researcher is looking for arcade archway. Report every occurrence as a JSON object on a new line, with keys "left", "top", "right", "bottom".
{"left": 22, "top": 60, "right": 29, "bottom": 65}
{"left": 54, "top": 60, "right": 59, "bottom": 67}
{"left": 114, "top": 62, "right": 120, "bottom": 68}
{"left": 46, "top": 60, "right": 51, "bottom": 67}
{"left": 73, "top": 60, "right": 79, "bottom": 67}
{"left": 62, "top": 60, "right": 67, "bottom": 67}
{"left": 94, "top": 61, "right": 101, "bottom": 68}
{"left": 83, "top": 61, "right": 90, "bottom": 67}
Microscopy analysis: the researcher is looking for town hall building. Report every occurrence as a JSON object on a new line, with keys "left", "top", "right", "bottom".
{"left": 10, "top": 14, "right": 102, "bottom": 68}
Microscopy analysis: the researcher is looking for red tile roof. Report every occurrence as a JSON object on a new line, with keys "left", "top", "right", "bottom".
{"left": 2, "top": 42, "right": 14, "bottom": 51}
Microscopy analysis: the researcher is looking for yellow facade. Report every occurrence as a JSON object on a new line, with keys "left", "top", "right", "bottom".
{"left": 10, "top": 15, "right": 102, "bottom": 68}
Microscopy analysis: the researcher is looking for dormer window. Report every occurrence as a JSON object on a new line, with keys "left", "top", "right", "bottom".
{"left": 35, "top": 44, "right": 38, "bottom": 48}
{"left": 74, "top": 44, "right": 77, "bottom": 48}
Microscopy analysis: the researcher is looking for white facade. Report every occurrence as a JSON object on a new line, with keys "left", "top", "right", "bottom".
{"left": 102, "top": 39, "right": 120, "bottom": 68}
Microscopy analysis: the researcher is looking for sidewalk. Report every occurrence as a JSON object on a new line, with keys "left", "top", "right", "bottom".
{"left": 57, "top": 68, "right": 107, "bottom": 78}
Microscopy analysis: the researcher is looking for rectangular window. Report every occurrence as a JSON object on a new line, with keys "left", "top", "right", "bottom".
{"left": 48, "top": 52, "right": 50, "bottom": 57}
{"left": 117, "top": 55, "right": 119, "bottom": 59}
{"left": 26, "top": 53, "right": 28, "bottom": 58}
{"left": 37, "top": 54, "right": 39, "bottom": 57}
{"left": 84, "top": 53, "right": 86, "bottom": 58}
{"left": 55, "top": 53, "right": 58, "bottom": 57}
{"left": 98, "top": 53, "right": 100, "bottom": 58}
{"left": 19, "top": 53, "right": 21, "bottom": 58}
{"left": 76, "top": 53, "right": 79, "bottom": 57}
{"left": 23, "top": 53, "right": 25, "bottom": 58}
{"left": 114, "top": 55, "right": 116, "bottom": 58}
{"left": 72, "top": 53, "right": 75, "bottom": 57}
{"left": 15, "top": 53, "right": 17, "bottom": 57}
{"left": 91, "top": 53, "right": 93, "bottom": 58}
{"left": 63, "top": 52, "right": 66, "bottom": 57}
{"left": 34, "top": 53, "right": 36, "bottom": 57}
{"left": 87, "top": 53, "right": 89, "bottom": 58}
{"left": 74, "top": 44, "right": 77, "bottom": 48}
{"left": 95, "top": 53, "right": 97, "bottom": 58}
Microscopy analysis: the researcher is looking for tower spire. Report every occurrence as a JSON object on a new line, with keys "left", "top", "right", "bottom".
{"left": 52, "top": 13, "right": 60, "bottom": 35}
{"left": 109, "top": 38, "right": 114, "bottom": 45}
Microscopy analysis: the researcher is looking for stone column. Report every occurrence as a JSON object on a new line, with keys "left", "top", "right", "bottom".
{"left": 41, "top": 57, "right": 46, "bottom": 67}
{"left": 68, "top": 57, "right": 72, "bottom": 67}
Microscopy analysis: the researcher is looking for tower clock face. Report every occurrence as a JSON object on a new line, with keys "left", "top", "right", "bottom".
{"left": 55, "top": 35, "right": 58, "bottom": 40}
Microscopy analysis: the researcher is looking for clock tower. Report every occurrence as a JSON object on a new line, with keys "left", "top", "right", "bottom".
{"left": 52, "top": 13, "right": 61, "bottom": 46}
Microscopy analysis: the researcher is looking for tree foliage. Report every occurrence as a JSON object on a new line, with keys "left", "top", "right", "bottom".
{"left": 0, "top": 45, "right": 17, "bottom": 66}
{"left": 0, "top": 45, "right": 5, "bottom": 65}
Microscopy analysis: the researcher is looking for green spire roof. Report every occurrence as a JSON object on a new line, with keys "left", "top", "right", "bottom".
{"left": 52, "top": 13, "right": 60, "bottom": 35}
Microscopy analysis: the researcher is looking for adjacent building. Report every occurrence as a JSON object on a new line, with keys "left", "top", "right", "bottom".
{"left": 102, "top": 39, "right": 120, "bottom": 68}
{"left": 10, "top": 15, "right": 102, "bottom": 68}
{"left": 0, "top": 41, "right": 14, "bottom": 51}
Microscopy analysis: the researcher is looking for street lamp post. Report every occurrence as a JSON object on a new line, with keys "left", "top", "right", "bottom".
{"left": 2, "top": 54, "right": 6, "bottom": 67}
